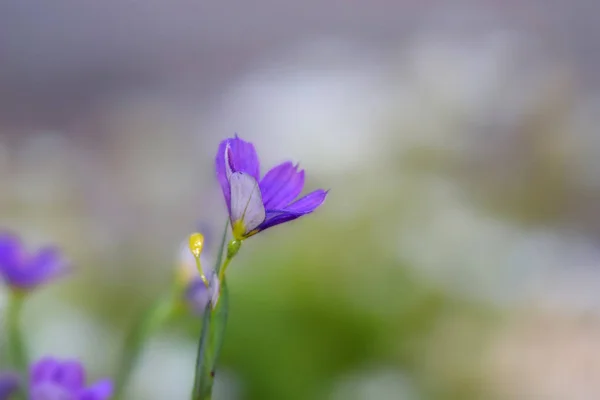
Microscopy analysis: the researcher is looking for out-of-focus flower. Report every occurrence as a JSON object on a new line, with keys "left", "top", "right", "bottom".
{"left": 0, "top": 232, "right": 69, "bottom": 291}
{"left": 184, "top": 272, "right": 220, "bottom": 314}
{"left": 176, "top": 232, "right": 220, "bottom": 313}
{"left": 29, "top": 357, "right": 113, "bottom": 400}
{"left": 215, "top": 134, "right": 328, "bottom": 240}
{"left": 0, "top": 372, "right": 20, "bottom": 400}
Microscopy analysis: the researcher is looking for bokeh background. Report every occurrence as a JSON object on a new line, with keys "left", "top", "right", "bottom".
{"left": 2, "top": 1, "right": 600, "bottom": 399}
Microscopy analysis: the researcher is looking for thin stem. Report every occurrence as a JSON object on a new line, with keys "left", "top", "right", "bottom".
{"left": 213, "top": 221, "right": 230, "bottom": 277}
{"left": 217, "top": 257, "right": 232, "bottom": 286}
{"left": 194, "top": 256, "right": 209, "bottom": 287}
{"left": 191, "top": 220, "right": 231, "bottom": 400}
{"left": 218, "top": 239, "right": 241, "bottom": 283}
{"left": 191, "top": 298, "right": 213, "bottom": 400}
{"left": 6, "top": 290, "right": 27, "bottom": 372}
{"left": 191, "top": 276, "right": 229, "bottom": 400}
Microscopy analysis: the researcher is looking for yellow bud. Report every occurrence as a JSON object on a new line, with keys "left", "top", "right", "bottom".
{"left": 188, "top": 233, "right": 205, "bottom": 258}
{"left": 187, "top": 232, "right": 209, "bottom": 287}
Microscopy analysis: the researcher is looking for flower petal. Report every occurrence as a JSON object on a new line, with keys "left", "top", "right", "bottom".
{"left": 227, "top": 134, "right": 260, "bottom": 181}
{"left": 254, "top": 190, "right": 328, "bottom": 233}
{"left": 215, "top": 135, "right": 261, "bottom": 214}
{"left": 285, "top": 189, "right": 328, "bottom": 213}
{"left": 185, "top": 278, "right": 211, "bottom": 315}
{"left": 0, "top": 372, "right": 20, "bottom": 400}
{"left": 0, "top": 243, "right": 69, "bottom": 289}
{"left": 29, "top": 382, "right": 72, "bottom": 400}
{"left": 185, "top": 271, "right": 220, "bottom": 314}
{"left": 78, "top": 379, "right": 113, "bottom": 400}
{"left": 51, "top": 360, "right": 85, "bottom": 391}
{"left": 32, "top": 246, "right": 70, "bottom": 281}
{"left": 229, "top": 172, "right": 266, "bottom": 233}
{"left": 256, "top": 210, "right": 303, "bottom": 232}
{"left": 30, "top": 357, "right": 60, "bottom": 384}
{"left": 215, "top": 139, "right": 232, "bottom": 212}
{"left": 260, "top": 162, "right": 305, "bottom": 209}
{"left": 0, "top": 233, "right": 23, "bottom": 272}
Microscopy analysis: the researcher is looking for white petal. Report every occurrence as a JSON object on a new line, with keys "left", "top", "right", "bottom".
{"left": 229, "top": 172, "right": 265, "bottom": 232}
{"left": 224, "top": 141, "right": 233, "bottom": 178}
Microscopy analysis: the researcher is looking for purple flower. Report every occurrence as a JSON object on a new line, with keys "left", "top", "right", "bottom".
{"left": 0, "top": 232, "right": 69, "bottom": 291}
{"left": 29, "top": 357, "right": 113, "bottom": 400}
{"left": 184, "top": 272, "right": 220, "bottom": 315}
{"left": 215, "top": 135, "right": 328, "bottom": 240}
{"left": 0, "top": 372, "right": 20, "bottom": 400}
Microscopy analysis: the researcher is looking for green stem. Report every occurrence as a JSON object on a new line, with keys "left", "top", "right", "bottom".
{"left": 191, "top": 277, "right": 229, "bottom": 400}
{"left": 191, "top": 221, "right": 233, "bottom": 400}
{"left": 218, "top": 239, "right": 241, "bottom": 284}
{"left": 114, "top": 292, "right": 177, "bottom": 399}
{"left": 6, "top": 290, "right": 27, "bottom": 372}
{"left": 191, "top": 297, "right": 214, "bottom": 399}
{"left": 217, "top": 257, "right": 232, "bottom": 287}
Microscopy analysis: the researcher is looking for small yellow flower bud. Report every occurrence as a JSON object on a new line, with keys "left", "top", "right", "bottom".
{"left": 188, "top": 233, "right": 205, "bottom": 258}
{"left": 187, "top": 232, "right": 209, "bottom": 287}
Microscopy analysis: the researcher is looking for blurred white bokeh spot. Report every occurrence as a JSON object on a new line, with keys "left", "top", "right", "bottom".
{"left": 209, "top": 38, "right": 391, "bottom": 177}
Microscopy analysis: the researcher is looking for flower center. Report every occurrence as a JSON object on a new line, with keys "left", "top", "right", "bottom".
{"left": 232, "top": 220, "right": 246, "bottom": 241}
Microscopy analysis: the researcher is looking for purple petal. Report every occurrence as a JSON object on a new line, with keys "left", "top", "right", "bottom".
{"left": 0, "top": 232, "right": 24, "bottom": 273}
{"left": 0, "top": 372, "right": 20, "bottom": 400}
{"left": 78, "top": 379, "right": 113, "bottom": 400}
{"left": 215, "top": 139, "right": 232, "bottom": 213}
{"left": 255, "top": 190, "right": 328, "bottom": 233}
{"left": 285, "top": 189, "right": 328, "bottom": 213}
{"left": 256, "top": 210, "right": 303, "bottom": 232}
{"left": 215, "top": 135, "right": 261, "bottom": 214}
{"left": 2, "top": 246, "right": 68, "bottom": 289}
{"left": 260, "top": 162, "right": 305, "bottom": 209}
{"left": 185, "top": 272, "right": 220, "bottom": 314}
{"left": 51, "top": 360, "right": 85, "bottom": 391}
{"left": 0, "top": 267, "right": 43, "bottom": 289}
{"left": 31, "top": 246, "right": 70, "bottom": 281}
{"left": 227, "top": 134, "right": 260, "bottom": 181}
{"left": 31, "top": 357, "right": 60, "bottom": 385}
{"left": 30, "top": 382, "right": 73, "bottom": 400}
{"left": 185, "top": 278, "right": 211, "bottom": 315}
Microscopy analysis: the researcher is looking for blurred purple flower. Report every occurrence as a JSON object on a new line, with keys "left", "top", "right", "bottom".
{"left": 176, "top": 230, "right": 219, "bottom": 313}
{"left": 29, "top": 357, "right": 113, "bottom": 400}
{"left": 0, "top": 372, "right": 20, "bottom": 400}
{"left": 184, "top": 272, "right": 220, "bottom": 314}
{"left": 0, "top": 232, "right": 69, "bottom": 291}
{"left": 215, "top": 134, "right": 328, "bottom": 240}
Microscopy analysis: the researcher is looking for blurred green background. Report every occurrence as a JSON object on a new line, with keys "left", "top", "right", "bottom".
{"left": 2, "top": 1, "right": 600, "bottom": 399}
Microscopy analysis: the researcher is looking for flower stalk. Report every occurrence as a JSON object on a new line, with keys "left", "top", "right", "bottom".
{"left": 6, "top": 290, "right": 28, "bottom": 372}
{"left": 191, "top": 222, "right": 232, "bottom": 400}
